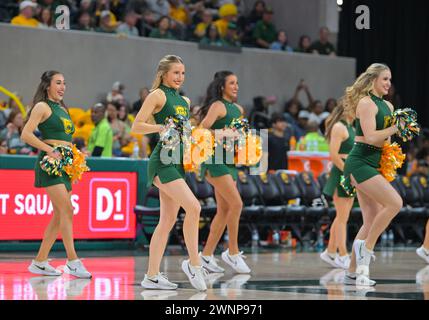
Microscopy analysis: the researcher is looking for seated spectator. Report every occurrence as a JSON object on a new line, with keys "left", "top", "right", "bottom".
{"left": 73, "top": 11, "right": 94, "bottom": 31}
{"left": 118, "top": 104, "right": 133, "bottom": 129}
{"left": 149, "top": 15, "right": 176, "bottom": 39}
{"left": 117, "top": 10, "right": 139, "bottom": 37}
{"left": 296, "top": 120, "right": 329, "bottom": 152}
{"left": 221, "top": 22, "right": 241, "bottom": 47}
{"left": 110, "top": 0, "right": 127, "bottom": 22}
{"left": 169, "top": 0, "right": 189, "bottom": 25}
{"left": 194, "top": 9, "right": 213, "bottom": 40}
{"left": 200, "top": 23, "right": 223, "bottom": 46}
{"left": 38, "top": 7, "right": 53, "bottom": 28}
{"left": 11, "top": 1, "right": 40, "bottom": 28}
{"left": 325, "top": 98, "right": 337, "bottom": 113}
{"left": 139, "top": 8, "right": 157, "bottom": 36}
{"left": 107, "top": 102, "right": 131, "bottom": 157}
{"left": 0, "top": 109, "right": 33, "bottom": 155}
{"left": 308, "top": 100, "right": 330, "bottom": 125}
{"left": 96, "top": 10, "right": 117, "bottom": 33}
{"left": 283, "top": 99, "right": 301, "bottom": 127}
{"left": 0, "top": 108, "right": 9, "bottom": 131}
{"left": 247, "top": 0, "right": 266, "bottom": 25}
{"left": 295, "top": 35, "right": 312, "bottom": 53}
{"left": 253, "top": 7, "right": 277, "bottom": 49}
{"left": 267, "top": 112, "right": 293, "bottom": 171}
{"left": 146, "top": 0, "right": 170, "bottom": 21}
{"left": 295, "top": 110, "right": 310, "bottom": 140}
{"left": 88, "top": 102, "right": 113, "bottom": 157}
{"left": 270, "top": 30, "right": 293, "bottom": 52}
{"left": 106, "top": 81, "right": 125, "bottom": 104}
{"left": 214, "top": 3, "right": 238, "bottom": 38}
{"left": 309, "top": 27, "right": 336, "bottom": 56}
{"left": 132, "top": 87, "right": 150, "bottom": 115}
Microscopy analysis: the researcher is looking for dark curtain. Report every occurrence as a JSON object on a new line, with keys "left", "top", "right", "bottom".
{"left": 338, "top": 0, "right": 429, "bottom": 128}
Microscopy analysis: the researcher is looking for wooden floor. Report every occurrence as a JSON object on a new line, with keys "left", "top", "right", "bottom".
{"left": 0, "top": 248, "right": 428, "bottom": 300}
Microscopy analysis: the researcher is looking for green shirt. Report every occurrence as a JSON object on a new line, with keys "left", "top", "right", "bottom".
{"left": 253, "top": 20, "right": 277, "bottom": 46}
{"left": 88, "top": 118, "right": 113, "bottom": 157}
{"left": 309, "top": 40, "right": 336, "bottom": 55}
{"left": 297, "top": 132, "right": 329, "bottom": 152}
{"left": 149, "top": 28, "right": 176, "bottom": 40}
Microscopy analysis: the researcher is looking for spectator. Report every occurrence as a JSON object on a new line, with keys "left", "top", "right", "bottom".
{"left": 106, "top": 81, "right": 125, "bottom": 104}
{"left": 73, "top": 11, "right": 94, "bottom": 31}
{"left": 0, "top": 109, "right": 8, "bottom": 131}
{"left": 106, "top": 102, "right": 131, "bottom": 157}
{"left": 149, "top": 15, "right": 176, "bottom": 39}
{"left": 325, "top": 98, "right": 337, "bottom": 113}
{"left": 221, "top": 22, "right": 241, "bottom": 47}
{"left": 308, "top": 100, "right": 330, "bottom": 125}
{"left": 117, "top": 10, "right": 139, "bottom": 37}
{"left": 267, "top": 112, "right": 293, "bottom": 171}
{"left": 247, "top": 0, "right": 266, "bottom": 25}
{"left": 146, "top": 0, "right": 170, "bottom": 20}
{"left": 296, "top": 120, "right": 329, "bottom": 152}
{"left": 214, "top": 3, "right": 238, "bottom": 38}
{"left": 0, "top": 109, "right": 33, "bottom": 155}
{"left": 38, "top": 7, "right": 52, "bottom": 28}
{"left": 193, "top": 9, "right": 213, "bottom": 40}
{"left": 295, "top": 35, "right": 312, "bottom": 53}
{"left": 169, "top": 0, "right": 189, "bottom": 25}
{"left": 283, "top": 99, "right": 301, "bottom": 127}
{"left": 11, "top": 1, "right": 40, "bottom": 28}
{"left": 96, "top": 10, "right": 117, "bottom": 33}
{"left": 253, "top": 7, "right": 277, "bottom": 49}
{"left": 218, "top": 0, "right": 246, "bottom": 15}
{"left": 309, "top": 27, "right": 336, "bottom": 56}
{"left": 110, "top": 0, "right": 127, "bottom": 21}
{"left": 132, "top": 87, "right": 150, "bottom": 115}
{"left": 295, "top": 110, "right": 309, "bottom": 140}
{"left": 199, "top": 23, "right": 222, "bottom": 46}
{"left": 88, "top": 102, "right": 113, "bottom": 157}
{"left": 249, "top": 96, "right": 271, "bottom": 130}
{"left": 270, "top": 30, "right": 293, "bottom": 52}
{"left": 118, "top": 104, "right": 133, "bottom": 129}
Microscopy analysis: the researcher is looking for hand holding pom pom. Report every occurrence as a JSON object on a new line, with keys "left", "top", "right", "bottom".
{"left": 392, "top": 108, "right": 420, "bottom": 142}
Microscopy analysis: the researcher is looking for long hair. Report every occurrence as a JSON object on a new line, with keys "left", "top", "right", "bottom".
{"left": 341, "top": 63, "right": 390, "bottom": 120}
{"left": 198, "top": 70, "right": 234, "bottom": 120}
{"left": 324, "top": 104, "right": 350, "bottom": 142}
{"left": 151, "top": 55, "right": 184, "bottom": 91}
{"left": 27, "top": 70, "right": 67, "bottom": 121}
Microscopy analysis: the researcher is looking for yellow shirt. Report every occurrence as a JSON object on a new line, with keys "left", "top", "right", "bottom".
{"left": 170, "top": 6, "right": 188, "bottom": 24}
{"left": 214, "top": 19, "right": 228, "bottom": 38}
{"left": 11, "top": 15, "right": 40, "bottom": 28}
{"left": 195, "top": 22, "right": 208, "bottom": 37}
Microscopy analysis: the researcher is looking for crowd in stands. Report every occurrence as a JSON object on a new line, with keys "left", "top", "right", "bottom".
{"left": 2, "top": 0, "right": 337, "bottom": 54}
{"left": 1, "top": 77, "right": 428, "bottom": 180}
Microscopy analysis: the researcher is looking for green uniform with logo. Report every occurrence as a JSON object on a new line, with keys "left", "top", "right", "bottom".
{"left": 343, "top": 93, "right": 392, "bottom": 184}
{"left": 323, "top": 120, "right": 355, "bottom": 197}
{"left": 200, "top": 99, "right": 242, "bottom": 181}
{"left": 147, "top": 84, "right": 190, "bottom": 187}
{"left": 34, "top": 100, "right": 75, "bottom": 191}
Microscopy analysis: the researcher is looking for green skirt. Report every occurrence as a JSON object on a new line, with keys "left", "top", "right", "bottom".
{"left": 147, "top": 142, "right": 186, "bottom": 187}
{"left": 34, "top": 151, "right": 72, "bottom": 191}
{"left": 343, "top": 142, "right": 382, "bottom": 184}
{"left": 323, "top": 165, "right": 350, "bottom": 198}
{"left": 200, "top": 162, "right": 238, "bottom": 181}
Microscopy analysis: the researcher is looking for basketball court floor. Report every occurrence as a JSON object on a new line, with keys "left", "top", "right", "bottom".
{"left": 0, "top": 248, "right": 428, "bottom": 300}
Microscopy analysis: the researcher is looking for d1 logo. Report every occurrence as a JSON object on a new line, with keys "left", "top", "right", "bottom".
{"left": 89, "top": 179, "right": 130, "bottom": 232}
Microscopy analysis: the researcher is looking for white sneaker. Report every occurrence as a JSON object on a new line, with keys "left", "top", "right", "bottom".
{"left": 28, "top": 260, "right": 62, "bottom": 276}
{"left": 181, "top": 260, "right": 208, "bottom": 291}
{"left": 353, "top": 240, "right": 375, "bottom": 276}
{"left": 64, "top": 259, "right": 92, "bottom": 279}
{"left": 343, "top": 271, "right": 376, "bottom": 286}
{"left": 416, "top": 266, "right": 429, "bottom": 284}
{"left": 204, "top": 272, "right": 224, "bottom": 289}
{"left": 141, "top": 273, "right": 178, "bottom": 290}
{"left": 199, "top": 252, "right": 225, "bottom": 273}
{"left": 221, "top": 250, "right": 251, "bottom": 274}
{"left": 335, "top": 255, "right": 351, "bottom": 269}
{"left": 416, "top": 246, "right": 429, "bottom": 263}
{"left": 320, "top": 250, "right": 338, "bottom": 268}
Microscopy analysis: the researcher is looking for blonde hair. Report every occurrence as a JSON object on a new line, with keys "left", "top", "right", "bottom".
{"left": 151, "top": 55, "right": 184, "bottom": 91}
{"left": 341, "top": 63, "right": 390, "bottom": 120}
